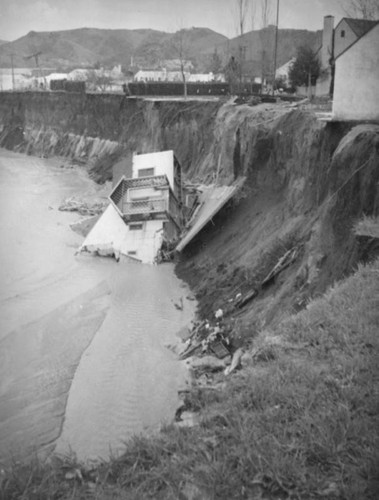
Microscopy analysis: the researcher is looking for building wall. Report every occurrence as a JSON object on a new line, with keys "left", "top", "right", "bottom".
{"left": 81, "top": 204, "right": 167, "bottom": 263}
{"left": 119, "top": 219, "right": 164, "bottom": 263}
{"left": 132, "top": 151, "right": 175, "bottom": 191}
{"left": 333, "top": 24, "right": 379, "bottom": 121}
{"left": 334, "top": 19, "right": 358, "bottom": 58}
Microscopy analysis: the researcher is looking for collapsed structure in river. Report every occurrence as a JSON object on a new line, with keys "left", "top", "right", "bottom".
{"left": 80, "top": 149, "right": 245, "bottom": 264}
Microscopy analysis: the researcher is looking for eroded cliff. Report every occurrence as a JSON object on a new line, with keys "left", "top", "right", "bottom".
{"left": 1, "top": 91, "right": 378, "bottom": 333}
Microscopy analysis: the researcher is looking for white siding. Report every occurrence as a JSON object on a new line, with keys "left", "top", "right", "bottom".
{"left": 132, "top": 151, "right": 175, "bottom": 191}
{"left": 81, "top": 205, "right": 165, "bottom": 264}
{"left": 119, "top": 220, "right": 164, "bottom": 264}
{"left": 333, "top": 24, "right": 379, "bottom": 121}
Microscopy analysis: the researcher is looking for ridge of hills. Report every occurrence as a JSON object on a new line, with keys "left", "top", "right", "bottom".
{"left": 0, "top": 25, "right": 321, "bottom": 73}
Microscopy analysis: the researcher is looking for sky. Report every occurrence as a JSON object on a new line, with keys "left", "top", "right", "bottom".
{"left": 0, "top": 0, "right": 351, "bottom": 42}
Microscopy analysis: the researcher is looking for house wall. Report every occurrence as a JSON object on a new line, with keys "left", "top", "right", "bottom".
{"left": 119, "top": 219, "right": 164, "bottom": 263}
{"left": 334, "top": 19, "right": 357, "bottom": 58}
{"left": 132, "top": 151, "right": 175, "bottom": 191}
{"left": 333, "top": 24, "right": 379, "bottom": 121}
{"left": 81, "top": 204, "right": 167, "bottom": 263}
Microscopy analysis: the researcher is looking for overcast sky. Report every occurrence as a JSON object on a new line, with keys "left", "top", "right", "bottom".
{"left": 0, "top": 0, "right": 350, "bottom": 42}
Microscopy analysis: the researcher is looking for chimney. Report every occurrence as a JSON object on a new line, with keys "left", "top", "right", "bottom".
{"left": 321, "top": 15, "right": 334, "bottom": 68}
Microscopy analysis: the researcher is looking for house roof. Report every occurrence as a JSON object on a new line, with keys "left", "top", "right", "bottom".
{"left": 336, "top": 20, "right": 379, "bottom": 60}
{"left": 344, "top": 18, "right": 379, "bottom": 38}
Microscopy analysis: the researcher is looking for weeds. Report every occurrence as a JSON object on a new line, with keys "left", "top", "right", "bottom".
{"left": 2, "top": 260, "right": 379, "bottom": 499}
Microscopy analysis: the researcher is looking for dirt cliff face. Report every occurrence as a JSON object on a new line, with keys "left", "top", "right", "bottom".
{"left": 0, "top": 92, "right": 222, "bottom": 182}
{"left": 1, "top": 91, "right": 378, "bottom": 333}
{"left": 176, "top": 105, "right": 379, "bottom": 337}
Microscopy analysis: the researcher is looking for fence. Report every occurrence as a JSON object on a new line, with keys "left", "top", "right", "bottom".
{"left": 125, "top": 81, "right": 230, "bottom": 96}
{"left": 50, "top": 80, "right": 86, "bottom": 93}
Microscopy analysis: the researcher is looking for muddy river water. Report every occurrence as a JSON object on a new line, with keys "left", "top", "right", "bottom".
{"left": 0, "top": 150, "right": 196, "bottom": 464}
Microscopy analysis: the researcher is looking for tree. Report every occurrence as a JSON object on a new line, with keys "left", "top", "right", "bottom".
{"left": 260, "top": 0, "right": 273, "bottom": 28}
{"left": 210, "top": 49, "right": 222, "bottom": 75}
{"left": 289, "top": 46, "right": 321, "bottom": 91}
{"left": 224, "top": 56, "right": 240, "bottom": 94}
{"left": 342, "top": 0, "right": 379, "bottom": 19}
{"left": 85, "top": 69, "right": 113, "bottom": 92}
{"left": 259, "top": 0, "right": 274, "bottom": 92}
{"left": 235, "top": 0, "right": 249, "bottom": 90}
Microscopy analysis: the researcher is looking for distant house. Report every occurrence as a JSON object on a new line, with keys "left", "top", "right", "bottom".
{"left": 332, "top": 22, "right": 379, "bottom": 121}
{"left": 68, "top": 69, "right": 89, "bottom": 81}
{"left": 275, "top": 58, "right": 295, "bottom": 87}
{"left": 134, "top": 69, "right": 167, "bottom": 82}
{"left": 316, "top": 15, "right": 379, "bottom": 96}
{"left": 134, "top": 69, "right": 191, "bottom": 83}
{"left": 81, "top": 150, "right": 184, "bottom": 264}
{"left": 187, "top": 73, "right": 215, "bottom": 83}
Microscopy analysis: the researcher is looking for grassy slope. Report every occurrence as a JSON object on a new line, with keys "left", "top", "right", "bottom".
{"left": 2, "top": 259, "right": 378, "bottom": 499}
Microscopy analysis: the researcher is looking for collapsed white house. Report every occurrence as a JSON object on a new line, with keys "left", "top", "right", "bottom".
{"left": 80, "top": 150, "right": 184, "bottom": 264}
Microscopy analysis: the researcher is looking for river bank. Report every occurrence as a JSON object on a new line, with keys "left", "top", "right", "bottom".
{"left": 0, "top": 149, "right": 196, "bottom": 466}
{"left": 0, "top": 93, "right": 378, "bottom": 498}
{"left": 2, "top": 257, "right": 378, "bottom": 499}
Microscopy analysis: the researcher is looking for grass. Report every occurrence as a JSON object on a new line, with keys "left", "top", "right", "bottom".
{"left": 1, "top": 259, "right": 379, "bottom": 499}
{"left": 354, "top": 216, "right": 379, "bottom": 239}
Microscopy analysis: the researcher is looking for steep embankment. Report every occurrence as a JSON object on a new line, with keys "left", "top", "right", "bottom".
{"left": 0, "top": 91, "right": 378, "bottom": 334}
{"left": 0, "top": 91, "right": 222, "bottom": 183}
{"left": 0, "top": 92, "right": 379, "bottom": 499}
{"left": 177, "top": 104, "right": 379, "bottom": 337}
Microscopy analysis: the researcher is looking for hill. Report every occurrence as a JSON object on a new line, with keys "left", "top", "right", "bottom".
{"left": 0, "top": 27, "right": 228, "bottom": 71}
{"left": 220, "top": 25, "right": 322, "bottom": 76}
{"left": 0, "top": 25, "right": 322, "bottom": 75}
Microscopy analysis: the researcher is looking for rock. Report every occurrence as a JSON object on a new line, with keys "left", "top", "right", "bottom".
{"left": 215, "top": 308, "right": 223, "bottom": 319}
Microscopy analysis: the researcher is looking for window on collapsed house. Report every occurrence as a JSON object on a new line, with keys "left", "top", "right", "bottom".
{"left": 129, "top": 223, "right": 144, "bottom": 231}
{"left": 138, "top": 168, "right": 155, "bottom": 177}
{"left": 341, "top": 30, "right": 345, "bottom": 38}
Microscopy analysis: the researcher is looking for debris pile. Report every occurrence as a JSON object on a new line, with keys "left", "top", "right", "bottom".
{"left": 59, "top": 197, "right": 108, "bottom": 216}
{"left": 179, "top": 311, "right": 231, "bottom": 363}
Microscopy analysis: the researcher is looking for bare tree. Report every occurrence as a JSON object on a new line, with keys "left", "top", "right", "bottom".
{"left": 261, "top": 0, "right": 273, "bottom": 28}
{"left": 251, "top": 0, "right": 257, "bottom": 30}
{"left": 259, "top": 0, "right": 273, "bottom": 92}
{"left": 234, "top": 0, "right": 249, "bottom": 91}
{"left": 342, "top": 0, "right": 379, "bottom": 19}
{"left": 85, "top": 70, "right": 113, "bottom": 92}
{"left": 237, "top": 0, "right": 249, "bottom": 36}
{"left": 171, "top": 29, "right": 190, "bottom": 99}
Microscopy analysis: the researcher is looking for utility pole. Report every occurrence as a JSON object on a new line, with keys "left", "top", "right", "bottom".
{"left": 9, "top": 53, "right": 15, "bottom": 90}
{"left": 272, "top": 0, "right": 280, "bottom": 95}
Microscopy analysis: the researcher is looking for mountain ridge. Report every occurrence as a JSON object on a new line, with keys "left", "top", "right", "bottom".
{"left": 0, "top": 26, "right": 321, "bottom": 74}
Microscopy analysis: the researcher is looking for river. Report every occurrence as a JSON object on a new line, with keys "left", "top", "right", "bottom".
{"left": 0, "top": 149, "right": 196, "bottom": 464}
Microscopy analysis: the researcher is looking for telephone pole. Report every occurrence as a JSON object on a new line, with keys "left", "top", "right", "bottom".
{"left": 9, "top": 53, "right": 15, "bottom": 90}
{"left": 272, "top": 0, "right": 280, "bottom": 94}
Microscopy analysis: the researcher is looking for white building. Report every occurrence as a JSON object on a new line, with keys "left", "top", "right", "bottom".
{"left": 188, "top": 73, "right": 215, "bottom": 83}
{"left": 316, "top": 15, "right": 379, "bottom": 96}
{"left": 275, "top": 58, "right": 295, "bottom": 86}
{"left": 81, "top": 150, "right": 183, "bottom": 264}
{"left": 333, "top": 22, "right": 379, "bottom": 121}
{"left": 134, "top": 69, "right": 191, "bottom": 82}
